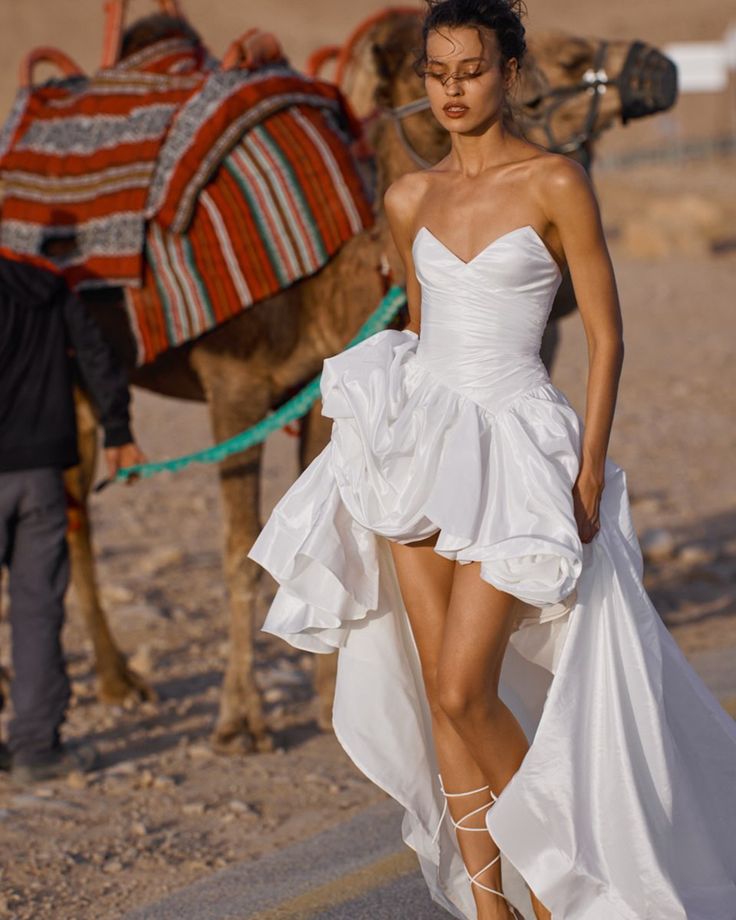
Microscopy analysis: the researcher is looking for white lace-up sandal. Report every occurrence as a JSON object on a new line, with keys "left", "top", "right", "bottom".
{"left": 433, "top": 775, "right": 524, "bottom": 920}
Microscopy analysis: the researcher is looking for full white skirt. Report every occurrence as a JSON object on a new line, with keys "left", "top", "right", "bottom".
{"left": 249, "top": 330, "right": 736, "bottom": 919}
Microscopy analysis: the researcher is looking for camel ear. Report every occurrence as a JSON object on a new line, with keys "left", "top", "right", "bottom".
{"left": 371, "top": 41, "right": 405, "bottom": 80}
{"left": 372, "top": 39, "right": 417, "bottom": 108}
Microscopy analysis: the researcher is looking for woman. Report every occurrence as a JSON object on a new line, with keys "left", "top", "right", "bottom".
{"left": 249, "top": 2, "right": 736, "bottom": 918}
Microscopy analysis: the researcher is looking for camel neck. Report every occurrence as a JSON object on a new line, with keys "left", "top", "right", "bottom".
{"left": 371, "top": 118, "right": 426, "bottom": 201}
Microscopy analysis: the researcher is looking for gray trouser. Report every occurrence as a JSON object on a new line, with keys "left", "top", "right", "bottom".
{"left": 0, "top": 468, "right": 71, "bottom": 765}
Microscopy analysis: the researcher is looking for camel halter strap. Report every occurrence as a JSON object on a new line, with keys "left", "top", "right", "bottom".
{"left": 524, "top": 40, "right": 612, "bottom": 157}
{"left": 381, "top": 96, "right": 434, "bottom": 170}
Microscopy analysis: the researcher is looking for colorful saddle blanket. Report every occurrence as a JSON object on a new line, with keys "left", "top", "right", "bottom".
{"left": 0, "top": 37, "right": 208, "bottom": 287}
{"left": 126, "top": 103, "right": 372, "bottom": 362}
{"left": 0, "top": 36, "right": 373, "bottom": 364}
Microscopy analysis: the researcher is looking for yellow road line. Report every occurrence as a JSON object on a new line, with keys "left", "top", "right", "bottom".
{"left": 244, "top": 849, "right": 419, "bottom": 920}
{"left": 723, "top": 696, "right": 736, "bottom": 719}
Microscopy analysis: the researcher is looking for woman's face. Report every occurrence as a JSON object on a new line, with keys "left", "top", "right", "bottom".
{"left": 423, "top": 25, "right": 514, "bottom": 133}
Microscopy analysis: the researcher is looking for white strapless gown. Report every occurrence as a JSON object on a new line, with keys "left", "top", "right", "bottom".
{"left": 248, "top": 225, "right": 736, "bottom": 919}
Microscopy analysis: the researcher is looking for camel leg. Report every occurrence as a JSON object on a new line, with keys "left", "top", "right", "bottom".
{"left": 299, "top": 401, "right": 337, "bottom": 732}
{"left": 65, "top": 390, "right": 156, "bottom": 703}
{"left": 192, "top": 351, "right": 272, "bottom": 754}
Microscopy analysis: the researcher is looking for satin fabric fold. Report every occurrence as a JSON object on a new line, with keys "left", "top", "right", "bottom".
{"left": 249, "top": 227, "right": 736, "bottom": 918}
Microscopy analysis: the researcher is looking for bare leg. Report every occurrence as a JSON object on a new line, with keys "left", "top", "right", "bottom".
{"left": 389, "top": 539, "right": 551, "bottom": 920}
{"left": 439, "top": 561, "right": 552, "bottom": 920}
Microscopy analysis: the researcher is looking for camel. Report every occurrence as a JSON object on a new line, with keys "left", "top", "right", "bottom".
{"left": 53, "top": 9, "right": 676, "bottom": 752}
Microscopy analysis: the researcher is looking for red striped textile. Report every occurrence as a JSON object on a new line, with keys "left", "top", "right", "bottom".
{"left": 0, "top": 38, "right": 374, "bottom": 365}
{"left": 125, "top": 105, "right": 374, "bottom": 364}
{"left": 0, "top": 40, "right": 205, "bottom": 287}
{"left": 148, "top": 71, "right": 366, "bottom": 233}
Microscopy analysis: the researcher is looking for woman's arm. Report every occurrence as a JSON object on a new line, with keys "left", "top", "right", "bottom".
{"left": 384, "top": 176, "right": 423, "bottom": 335}
{"left": 540, "top": 156, "right": 625, "bottom": 543}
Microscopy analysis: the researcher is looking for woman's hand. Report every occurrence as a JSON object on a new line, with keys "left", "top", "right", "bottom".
{"left": 573, "top": 468, "right": 604, "bottom": 543}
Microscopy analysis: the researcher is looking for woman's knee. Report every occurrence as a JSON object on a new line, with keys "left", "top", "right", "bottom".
{"left": 436, "top": 669, "right": 498, "bottom": 726}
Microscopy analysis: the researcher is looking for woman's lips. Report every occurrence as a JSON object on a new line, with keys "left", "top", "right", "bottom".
{"left": 443, "top": 104, "right": 469, "bottom": 118}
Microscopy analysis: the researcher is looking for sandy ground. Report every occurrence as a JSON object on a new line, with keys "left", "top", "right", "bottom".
{"left": 0, "top": 1, "right": 735, "bottom": 918}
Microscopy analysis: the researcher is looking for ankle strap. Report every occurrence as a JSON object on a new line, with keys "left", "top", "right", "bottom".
{"left": 438, "top": 774, "right": 499, "bottom": 806}
{"left": 467, "top": 851, "right": 519, "bottom": 912}
{"left": 467, "top": 850, "right": 503, "bottom": 895}
{"left": 433, "top": 775, "right": 516, "bottom": 914}
{"left": 431, "top": 774, "right": 498, "bottom": 843}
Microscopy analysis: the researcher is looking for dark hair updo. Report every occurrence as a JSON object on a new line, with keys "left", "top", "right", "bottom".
{"left": 416, "top": 0, "right": 527, "bottom": 75}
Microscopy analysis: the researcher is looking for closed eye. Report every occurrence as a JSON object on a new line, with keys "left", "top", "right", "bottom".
{"left": 423, "top": 69, "right": 484, "bottom": 82}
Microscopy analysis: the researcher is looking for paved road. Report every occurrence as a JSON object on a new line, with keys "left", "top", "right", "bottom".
{"left": 125, "top": 647, "right": 735, "bottom": 920}
{"left": 124, "top": 800, "right": 455, "bottom": 920}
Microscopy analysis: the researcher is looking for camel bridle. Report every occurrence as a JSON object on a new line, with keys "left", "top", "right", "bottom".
{"left": 522, "top": 40, "right": 613, "bottom": 157}
{"left": 383, "top": 96, "right": 435, "bottom": 170}
{"left": 522, "top": 40, "right": 676, "bottom": 164}
{"left": 381, "top": 39, "right": 675, "bottom": 170}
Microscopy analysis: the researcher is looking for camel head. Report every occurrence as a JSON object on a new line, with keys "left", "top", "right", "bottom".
{"left": 119, "top": 12, "right": 205, "bottom": 61}
{"left": 518, "top": 33, "right": 677, "bottom": 163}
{"left": 355, "top": 10, "right": 676, "bottom": 192}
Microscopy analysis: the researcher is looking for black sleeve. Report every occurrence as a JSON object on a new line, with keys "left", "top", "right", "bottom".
{"left": 62, "top": 287, "right": 133, "bottom": 448}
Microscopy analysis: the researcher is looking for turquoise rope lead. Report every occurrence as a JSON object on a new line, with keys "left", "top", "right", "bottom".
{"left": 116, "top": 284, "right": 407, "bottom": 481}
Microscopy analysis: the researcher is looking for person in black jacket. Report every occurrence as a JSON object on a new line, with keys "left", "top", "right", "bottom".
{"left": 0, "top": 248, "right": 144, "bottom": 783}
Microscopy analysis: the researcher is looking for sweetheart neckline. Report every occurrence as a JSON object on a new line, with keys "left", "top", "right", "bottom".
{"left": 413, "top": 224, "right": 562, "bottom": 276}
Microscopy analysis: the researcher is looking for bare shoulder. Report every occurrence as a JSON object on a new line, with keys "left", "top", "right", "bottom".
{"left": 383, "top": 170, "right": 431, "bottom": 223}
{"left": 533, "top": 150, "right": 591, "bottom": 192}
{"left": 527, "top": 151, "right": 595, "bottom": 206}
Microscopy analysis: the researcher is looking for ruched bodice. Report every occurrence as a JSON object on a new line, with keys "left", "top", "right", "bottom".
{"left": 414, "top": 225, "right": 562, "bottom": 410}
